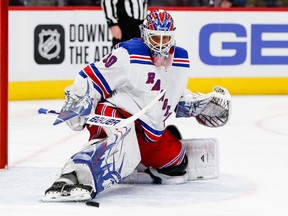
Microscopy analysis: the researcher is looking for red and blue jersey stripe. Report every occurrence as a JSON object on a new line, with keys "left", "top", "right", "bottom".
{"left": 172, "top": 47, "right": 190, "bottom": 68}
{"left": 172, "top": 57, "right": 190, "bottom": 68}
{"left": 130, "top": 54, "right": 153, "bottom": 65}
{"left": 79, "top": 63, "right": 112, "bottom": 99}
{"left": 159, "top": 145, "right": 186, "bottom": 169}
{"left": 138, "top": 119, "right": 164, "bottom": 142}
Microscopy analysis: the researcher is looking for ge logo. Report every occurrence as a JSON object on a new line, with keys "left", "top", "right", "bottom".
{"left": 34, "top": 24, "right": 65, "bottom": 64}
{"left": 199, "top": 24, "right": 288, "bottom": 65}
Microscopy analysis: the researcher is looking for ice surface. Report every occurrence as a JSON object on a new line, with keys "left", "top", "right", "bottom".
{"left": 1, "top": 96, "right": 288, "bottom": 216}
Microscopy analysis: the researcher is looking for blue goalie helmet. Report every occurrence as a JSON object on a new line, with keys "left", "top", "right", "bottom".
{"left": 140, "top": 9, "right": 176, "bottom": 58}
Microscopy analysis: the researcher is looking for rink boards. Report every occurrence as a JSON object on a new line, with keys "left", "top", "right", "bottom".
{"left": 8, "top": 7, "right": 288, "bottom": 100}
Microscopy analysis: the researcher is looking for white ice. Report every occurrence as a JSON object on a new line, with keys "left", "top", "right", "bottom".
{"left": 1, "top": 96, "right": 288, "bottom": 216}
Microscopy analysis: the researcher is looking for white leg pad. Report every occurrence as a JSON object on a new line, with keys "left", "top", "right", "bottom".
{"left": 181, "top": 138, "right": 219, "bottom": 180}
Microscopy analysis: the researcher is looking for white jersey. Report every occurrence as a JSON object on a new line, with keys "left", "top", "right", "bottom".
{"left": 77, "top": 38, "right": 190, "bottom": 142}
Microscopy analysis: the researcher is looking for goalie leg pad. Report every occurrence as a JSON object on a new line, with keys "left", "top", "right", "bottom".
{"left": 44, "top": 124, "right": 140, "bottom": 201}
{"left": 181, "top": 138, "right": 219, "bottom": 180}
{"left": 72, "top": 124, "right": 141, "bottom": 196}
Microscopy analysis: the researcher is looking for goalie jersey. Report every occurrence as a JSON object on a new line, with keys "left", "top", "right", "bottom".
{"left": 77, "top": 38, "right": 190, "bottom": 142}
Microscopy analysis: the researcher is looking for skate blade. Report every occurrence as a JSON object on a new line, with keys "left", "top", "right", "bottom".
{"left": 40, "top": 194, "right": 91, "bottom": 203}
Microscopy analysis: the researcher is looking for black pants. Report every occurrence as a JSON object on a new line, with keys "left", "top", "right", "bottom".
{"left": 112, "top": 16, "right": 143, "bottom": 46}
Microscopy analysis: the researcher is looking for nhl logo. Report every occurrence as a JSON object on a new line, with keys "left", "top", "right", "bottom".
{"left": 38, "top": 29, "right": 61, "bottom": 60}
{"left": 34, "top": 25, "right": 65, "bottom": 64}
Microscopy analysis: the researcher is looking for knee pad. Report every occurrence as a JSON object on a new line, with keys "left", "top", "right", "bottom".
{"left": 157, "top": 154, "right": 188, "bottom": 176}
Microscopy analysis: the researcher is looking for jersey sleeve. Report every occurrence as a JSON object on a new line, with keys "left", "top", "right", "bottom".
{"left": 77, "top": 47, "right": 131, "bottom": 101}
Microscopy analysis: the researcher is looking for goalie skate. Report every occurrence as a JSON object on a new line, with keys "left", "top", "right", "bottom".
{"left": 42, "top": 181, "right": 95, "bottom": 202}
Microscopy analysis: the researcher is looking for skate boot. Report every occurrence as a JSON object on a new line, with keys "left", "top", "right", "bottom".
{"left": 43, "top": 172, "right": 95, "bottom": 202}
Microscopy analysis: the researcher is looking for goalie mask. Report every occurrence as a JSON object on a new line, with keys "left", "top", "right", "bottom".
{"left": 140, "top": 9, "right": 176, "bottom": 67}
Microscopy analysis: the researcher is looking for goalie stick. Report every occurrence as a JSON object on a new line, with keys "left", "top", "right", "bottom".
{"left": 38, "top": 89, "right": 166, "bottom": 129}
